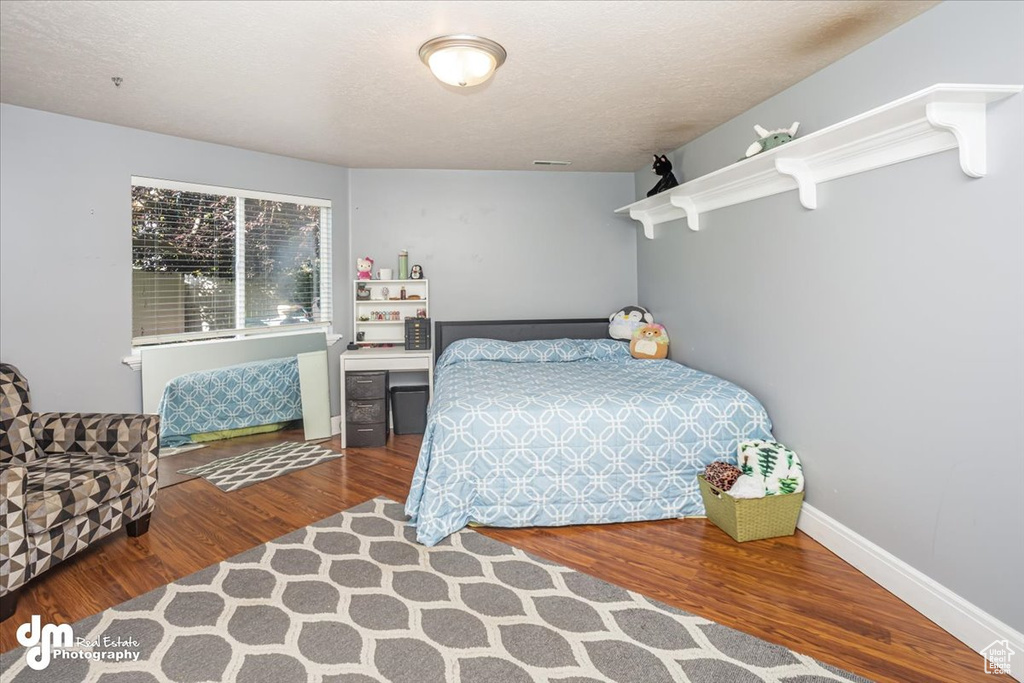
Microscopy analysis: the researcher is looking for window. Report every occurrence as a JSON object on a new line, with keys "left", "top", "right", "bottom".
{"left": 131, "top": 177, "right": 331, "bottom": 346}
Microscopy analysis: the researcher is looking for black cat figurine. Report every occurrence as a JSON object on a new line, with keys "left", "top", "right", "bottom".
{"left": 646, "top": 154, "right": 679, "bottom": 197}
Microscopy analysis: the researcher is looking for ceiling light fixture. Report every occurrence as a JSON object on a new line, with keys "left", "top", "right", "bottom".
{"left": 418, "top": 34, "right": 507, "bottom": 88}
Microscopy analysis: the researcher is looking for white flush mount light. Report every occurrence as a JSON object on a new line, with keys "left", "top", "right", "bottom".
{"left": 418, "top": 34, "right": 507, "bottom": 88}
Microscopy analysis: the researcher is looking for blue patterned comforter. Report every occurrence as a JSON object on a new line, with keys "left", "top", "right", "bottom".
{"left": 158, "top": 356, "right": 303, "bottom": 447}
{"left": 406, "top": 338, "right": 772, "bottom": 545}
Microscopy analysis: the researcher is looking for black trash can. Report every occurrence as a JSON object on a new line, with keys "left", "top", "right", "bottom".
{"left": 390, "top": 385, "right": 429, "bottom": 435}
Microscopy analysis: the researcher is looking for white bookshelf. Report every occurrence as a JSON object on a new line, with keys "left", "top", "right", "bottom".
{"left": 352, "top": 279, "right": 429, "bottom": 346}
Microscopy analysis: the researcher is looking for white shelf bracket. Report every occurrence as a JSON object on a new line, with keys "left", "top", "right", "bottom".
{"left": 629, "top": 209, "right": 656, "bottom": 239}
{"left": 925, "top": 101, "right": 987, "bottom": 178}
{"left": 775, "top": 158, "right": 818, "bottom": 210}
{"left": 669, "top": 195, "right": 700, "bottom": 231}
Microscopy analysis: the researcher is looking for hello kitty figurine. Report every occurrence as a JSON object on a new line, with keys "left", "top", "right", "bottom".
{"left": 357, "top": 256, "right": 374, "bottom": 280}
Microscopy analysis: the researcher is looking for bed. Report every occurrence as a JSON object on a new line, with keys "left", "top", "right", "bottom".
{"left": 405, "top": 319, "right": 773, "bottom": 545}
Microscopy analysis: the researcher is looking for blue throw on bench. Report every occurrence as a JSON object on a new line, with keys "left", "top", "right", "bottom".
{"left": 158, "top": 356, "right": 302, "bottom": 447}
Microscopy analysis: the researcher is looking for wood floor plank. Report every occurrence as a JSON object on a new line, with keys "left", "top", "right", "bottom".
{"left": 0, "top": 430, "right": 988, "bottom": 682}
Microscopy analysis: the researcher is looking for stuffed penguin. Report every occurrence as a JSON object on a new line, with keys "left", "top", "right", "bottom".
{"left": 609, "top": 306, "right": 653, "bottom": 341}
{"left": 630, "top": 324, "right": 670, "bottom": 360}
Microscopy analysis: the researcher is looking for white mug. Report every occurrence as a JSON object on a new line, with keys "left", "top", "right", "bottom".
{"left": 377, "top": 268, "right": 393, "bottom": 280}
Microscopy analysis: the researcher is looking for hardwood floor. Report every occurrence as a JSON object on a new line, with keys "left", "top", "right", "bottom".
{"left": 0, "top": 429, "right": 988, "bottom": 681}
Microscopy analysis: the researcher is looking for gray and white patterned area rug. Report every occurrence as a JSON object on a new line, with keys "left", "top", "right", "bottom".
{"left": 177, "top": 441, "right": 342, "bottom": 492}
{"left": 0, "top": 498, "right": 871, "bottom": 683}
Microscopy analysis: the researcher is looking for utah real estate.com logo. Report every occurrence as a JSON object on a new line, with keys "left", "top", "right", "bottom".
{"left": 16, "top": 615, "right": 142, "bottom": 671}
{"left": 982, "top": 639, "right": 1016, "bottom": 676}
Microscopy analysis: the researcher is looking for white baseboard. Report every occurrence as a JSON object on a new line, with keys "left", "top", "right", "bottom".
{"left": 330, "top": 415, "right": 342, "bottom": 436}
{"left": 797, "top": 503, "right": 1023, "bottom": 680}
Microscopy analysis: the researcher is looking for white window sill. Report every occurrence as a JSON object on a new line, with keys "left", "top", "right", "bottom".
{"left": 122, "top": 330, "right": 344, "bottom": 371}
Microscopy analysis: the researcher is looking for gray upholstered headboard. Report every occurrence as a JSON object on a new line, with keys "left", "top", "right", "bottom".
{"left": 434, "top": 318, "right": 610, "bottom": 361}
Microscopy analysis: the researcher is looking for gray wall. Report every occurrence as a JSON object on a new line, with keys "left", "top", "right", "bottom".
{"left": 350, "top": 169, "right": 637, "bottom": 330}
{"left": 0, "top": 109, "right": 637, "bottom": 414}
{"left": 634, "top": 0, "right": 1023, "bottom": 629}
{"left": 0, "top": 104, "right": 350, "bottom": 414}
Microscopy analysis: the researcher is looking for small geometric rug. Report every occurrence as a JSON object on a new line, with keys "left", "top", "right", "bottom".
{"left": 0, "top": 497, "right": 871, "bottom": 683}
{"left": 177, "top": 441, "right": 342, "bottom": 492}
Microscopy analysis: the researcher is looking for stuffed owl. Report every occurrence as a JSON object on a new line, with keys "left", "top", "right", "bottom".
{"left": 609, "top": 305, "right": 654, "bottom": 341}
{"left": 630, "top": 324, "right": 670, "bottom": 360}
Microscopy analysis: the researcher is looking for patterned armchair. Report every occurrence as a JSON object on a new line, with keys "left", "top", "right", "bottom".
{"left": 0, "top": 363, "right": 159, "bottom": 621}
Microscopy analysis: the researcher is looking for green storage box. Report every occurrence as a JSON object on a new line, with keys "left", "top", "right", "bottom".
{"left": 698, "top": 475, "right": 804, "bottom": 542}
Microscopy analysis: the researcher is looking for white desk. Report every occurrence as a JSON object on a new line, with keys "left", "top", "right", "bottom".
{"left": 339, "top": 347, "right": 433, "bottom": 448}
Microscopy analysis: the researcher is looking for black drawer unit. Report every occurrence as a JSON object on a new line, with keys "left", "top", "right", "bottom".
{"left": 347, "top": 399, "right": 386, "bottom": 424}
{"left": 346, "top": 371, "right": 387, "bottom": 399}
{"left": 345, "top": 370, "right": 388, "bottom": 447}
{"left": 405, "top": 317, "right": 431, "bottom": 351}
{"left": 346, "top": 423, "right": 388, "bottom": 448}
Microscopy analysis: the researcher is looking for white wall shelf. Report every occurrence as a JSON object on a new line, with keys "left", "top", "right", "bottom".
{"left": 360, "top": 279, "right": 421, "bottom": 284}
{"left": 356, "top": 299, "right": 427, "bottom": 304}
{"left": 617, "top": 83, "right": 1022, "bottom": 239}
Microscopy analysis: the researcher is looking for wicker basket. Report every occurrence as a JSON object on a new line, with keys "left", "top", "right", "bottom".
{"left": 698, "top": 475, "right": 804, "bottom": 542}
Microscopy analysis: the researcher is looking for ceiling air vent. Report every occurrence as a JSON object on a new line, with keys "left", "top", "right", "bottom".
{"left": 533, "top": 160, "right": 572, "bottom": 166}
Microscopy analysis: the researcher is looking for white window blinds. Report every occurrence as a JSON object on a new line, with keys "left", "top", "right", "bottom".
{"left": 131, "top": 177, "right": 332, "bottom": 346}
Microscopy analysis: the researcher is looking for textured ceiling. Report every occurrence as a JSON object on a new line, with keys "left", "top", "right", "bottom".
{"left": 0, "top": 1, "right": 935, "bottom": 172}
